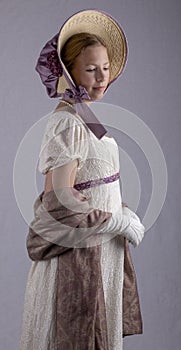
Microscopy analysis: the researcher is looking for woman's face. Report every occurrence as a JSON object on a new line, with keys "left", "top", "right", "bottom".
{"left": 71, "top": 45, "right": 110, "bottom": 101}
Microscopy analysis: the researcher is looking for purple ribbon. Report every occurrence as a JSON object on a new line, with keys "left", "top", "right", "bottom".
{"left": 74, "top": 172, "right": 120, "bottom": 191}
{"left": 62, "top": 86, "right": 90, "bottom": 102}
{"left": 35, "top": 33, "right": 107, "bottom": 139}
{"left": 35, "top": 33, "right": 63, "bottom": 98}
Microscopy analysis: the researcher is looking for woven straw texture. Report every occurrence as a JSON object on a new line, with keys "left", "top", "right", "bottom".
{"left": 57, "top": 10, "right": 127, "bottom": 94}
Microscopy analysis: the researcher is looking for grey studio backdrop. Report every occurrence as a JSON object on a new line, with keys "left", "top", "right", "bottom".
{"left": 0, "top": 0, "right": 180, "bottom": 349}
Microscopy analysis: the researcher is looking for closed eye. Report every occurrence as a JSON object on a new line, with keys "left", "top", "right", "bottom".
{"left": 86, "top": 68, "right": 96, "bottom": 72}
{"left": 86, "top": 67, "right": 109, "bottom": 72}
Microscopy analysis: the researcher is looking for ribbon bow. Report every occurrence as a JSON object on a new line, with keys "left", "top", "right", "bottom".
{"left": 62, "top": 86, "right": 91, "bottom": 103}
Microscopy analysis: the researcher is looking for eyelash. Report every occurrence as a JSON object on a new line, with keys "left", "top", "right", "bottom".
{"left": 86, "top": 67, "right": 109, "bottom": 72}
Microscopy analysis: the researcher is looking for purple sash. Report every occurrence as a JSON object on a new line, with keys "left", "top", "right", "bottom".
{"left": 74, "top": 172, "right": 120, "bottom": 191}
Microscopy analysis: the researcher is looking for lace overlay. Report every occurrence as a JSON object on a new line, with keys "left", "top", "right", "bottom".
{"left": 38, "top": 110, "right": 124, "bottom": 349}
{"left": 20, "top": 258, "right": 58, "bottom": 350}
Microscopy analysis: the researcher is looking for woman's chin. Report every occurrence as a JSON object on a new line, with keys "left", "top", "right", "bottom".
{"left": 82, "top": 91, "right": 105, "bottom": 104}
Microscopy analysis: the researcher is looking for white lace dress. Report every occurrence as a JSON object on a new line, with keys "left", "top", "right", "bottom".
{"left": 39, "top": 109, "right": 124, "bottom": 349}
{"left": 20, "top": 108, "right": 144, "bottom": 350}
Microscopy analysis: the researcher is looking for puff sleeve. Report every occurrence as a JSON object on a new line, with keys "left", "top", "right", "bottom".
{"left": 38, "top": 112, "right": 89, "bottom": 174}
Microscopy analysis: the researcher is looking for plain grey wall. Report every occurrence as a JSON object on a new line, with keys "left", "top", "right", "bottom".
{"left": 0, "top": 0, "right": 181, "bottom": 349}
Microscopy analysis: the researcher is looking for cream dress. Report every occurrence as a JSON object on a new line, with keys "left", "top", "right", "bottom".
{"left": 20, "top": 108, "right": 144, "bottom": 350}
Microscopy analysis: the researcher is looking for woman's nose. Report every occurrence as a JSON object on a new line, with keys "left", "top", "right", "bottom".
{"left": 96, "top": 69, "right": 105, "bottom": 82}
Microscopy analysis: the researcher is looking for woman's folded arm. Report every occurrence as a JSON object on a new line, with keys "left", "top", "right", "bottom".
{"left": 27, "top": 160, "right": 144, "bottom": 261}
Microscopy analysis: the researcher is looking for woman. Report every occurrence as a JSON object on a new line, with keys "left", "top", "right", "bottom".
{"left": 20, "top": 10, "right": 145, "bottom": 350}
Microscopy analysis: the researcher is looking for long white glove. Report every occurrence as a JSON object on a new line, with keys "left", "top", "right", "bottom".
{"left": 99, "top": 205, "right": 145, "bottom": 247}
{"left": 121, "top": 206, "right": 145, "bottom": 247}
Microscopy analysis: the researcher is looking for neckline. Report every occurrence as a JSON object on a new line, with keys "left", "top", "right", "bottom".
{"left": 104, "top": 135, "right": 113, "bottom": 138}
{"left": 102, "top": 134, "right": 114, "bottom": 141}
{"left": 54, "top": 100, "right": 76, "bottom": 113}
{"left": 55, "top": 100, "right": 111, "bottom": 140}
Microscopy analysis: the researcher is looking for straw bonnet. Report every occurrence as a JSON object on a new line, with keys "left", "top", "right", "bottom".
{"left": 57, "top": 9, "right": 128, "bottom": 94}
{"left": 36, "top": 9, "right": 127, "bottom": 99}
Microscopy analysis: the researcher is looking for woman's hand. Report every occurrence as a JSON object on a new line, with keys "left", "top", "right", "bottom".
{"left": 121, "top": 206, "right": 145, "bottom": 247}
